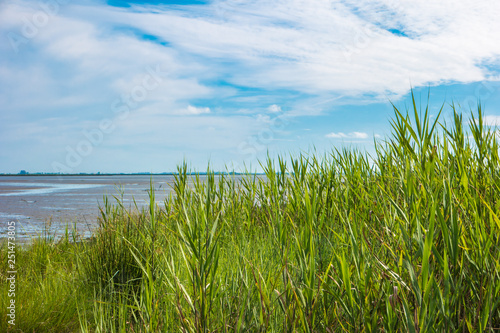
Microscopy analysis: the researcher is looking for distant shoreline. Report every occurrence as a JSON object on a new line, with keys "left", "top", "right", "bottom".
{"left": 0, "top": 172, "right": 259, "bottom": 176}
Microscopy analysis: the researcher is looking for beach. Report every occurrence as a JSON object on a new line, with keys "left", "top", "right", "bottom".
{"left": 0, "top": 175, "right": 176, "bottom": 241}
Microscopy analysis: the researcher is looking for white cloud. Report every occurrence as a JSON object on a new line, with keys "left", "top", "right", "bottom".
{"left": 99, "top": 0, "right": 500, "bottom": 98}
{"left": 268, "top": 104, "right": 281, "bottom": 113}
{"left": 326, "top": 131, "right": 369, "bottom": 139}
{"left": 352, "top": 132, "right": 369, "bottom": 139}
{"left": 483, "top": 115, "right": 500, "bottom": 126}
{"left": 325, "top": 132, "right": 345, "bottom": 138}
{"left": 182, "top": 105, "right": 211, "bottom": 115}
{"left": 256, "top": 114, "right": 271, "bottom": 123}
{"left": 2, "top": 0, "right": 500, "bottom": 114}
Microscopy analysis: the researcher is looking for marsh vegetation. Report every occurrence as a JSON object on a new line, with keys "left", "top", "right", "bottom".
{"left": 2, "top": 95, "right": 500, "bottom": 332}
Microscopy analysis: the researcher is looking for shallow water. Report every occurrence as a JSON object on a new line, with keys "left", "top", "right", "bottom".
{"left": 0, "top": 175, "right": 176, "bottom": 242}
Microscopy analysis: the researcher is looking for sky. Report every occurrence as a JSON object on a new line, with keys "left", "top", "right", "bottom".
{"left": 1, "top": 0, "right": 500, "bottom": 173}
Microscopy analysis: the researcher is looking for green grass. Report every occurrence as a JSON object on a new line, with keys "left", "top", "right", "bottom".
{"left": 2, "top": 94, "right": 500, "bottom": 332}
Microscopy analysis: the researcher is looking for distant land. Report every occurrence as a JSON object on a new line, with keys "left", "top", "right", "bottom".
{"left": 0, "top": 171, "right": 259, "bottom": 176}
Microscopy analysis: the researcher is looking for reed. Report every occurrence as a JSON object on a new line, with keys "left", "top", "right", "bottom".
{"left": 1, "top": 94, "right": 500, "bottom": 332}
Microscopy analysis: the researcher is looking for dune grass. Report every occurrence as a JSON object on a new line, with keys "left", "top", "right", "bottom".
{"left": 1, "top": 95, "right": 500, "bottom": 332}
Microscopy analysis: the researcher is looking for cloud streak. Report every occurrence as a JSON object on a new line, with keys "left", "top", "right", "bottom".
{"left": 483, "top": 115, "right": 500, "bottom": 126}
{"left": 326, "top": 131, "right": 369, "bottom": 139}
{"left": 183, "top": 105, "right": 211, "bottom": 115}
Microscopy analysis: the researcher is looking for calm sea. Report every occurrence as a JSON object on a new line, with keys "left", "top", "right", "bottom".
{"left": 0, "top": 175, "right": 177, "bottom": 242}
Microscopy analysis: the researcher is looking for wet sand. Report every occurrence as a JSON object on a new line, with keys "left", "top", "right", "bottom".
{"left": 0, "top": 175, "right": 177, "bottom": 242}
{"left": 0, "top": 185, "right": 49, "bottom": 193}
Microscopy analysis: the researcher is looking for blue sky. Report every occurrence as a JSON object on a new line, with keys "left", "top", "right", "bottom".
{"left": 1, "top": 0, "right": 500, "bottom": 173}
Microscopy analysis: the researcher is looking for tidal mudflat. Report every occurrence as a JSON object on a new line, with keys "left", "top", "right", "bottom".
{"left": 0, "top": 175, "right": 176, "bottom": 241}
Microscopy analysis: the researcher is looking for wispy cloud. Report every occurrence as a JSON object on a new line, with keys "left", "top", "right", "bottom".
{"left": 268, "top": 104, "right": 281, "bottom": 113}
{"left": 326, "top": 132, "right": 369, "bottom": 139}
{"left": 181, "top": 105, "right": 211, "bottom": 115}
{"left": 98, "top": 0, "right": 500, "bottom": 97}
{"left": 483, "top": 115, "right": 500, "bottom": 126}
{"left": 2, "top": 0, "right": 500, "bottom": 113}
